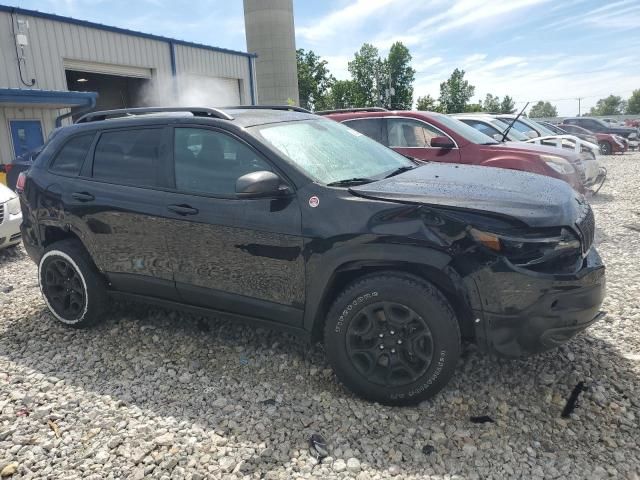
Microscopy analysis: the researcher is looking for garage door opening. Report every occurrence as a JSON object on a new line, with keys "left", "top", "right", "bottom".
{"left": 65, "top": 70, "right": 151, "bottom": 113}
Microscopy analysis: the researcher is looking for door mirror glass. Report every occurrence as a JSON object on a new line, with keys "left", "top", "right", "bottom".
{"left": 430, "top": 136, "right": 455, "bottom": 148}
{"left": 236, "top": 171, "right": 285, "bottom": 197}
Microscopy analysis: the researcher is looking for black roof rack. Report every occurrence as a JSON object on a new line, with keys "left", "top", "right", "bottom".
{"left": 315, "top": 107, "right": 388, "bottom": 115}
{"left": 75, "top": 107, "right": 234, "bottom": 123}
{"left": 224, "top": 105, "right": 312, "bottom": 114}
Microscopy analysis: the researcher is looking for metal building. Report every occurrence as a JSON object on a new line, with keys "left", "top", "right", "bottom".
{"left": 244, "top": 0, "right": 299, "bottom": 106}
{"left": 0, "top": 5, "right": 257, "bottom": 166}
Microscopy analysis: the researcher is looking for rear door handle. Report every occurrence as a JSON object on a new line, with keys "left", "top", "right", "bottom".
{"left": 167, "top": 204, "right": 199, "bottom": 215}
{"left": 71, "top": 192, "right": 95, "bottom": 202}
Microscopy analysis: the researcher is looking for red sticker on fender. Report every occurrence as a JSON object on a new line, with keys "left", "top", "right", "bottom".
{"left": 309, "top": 196, "right": 320, "bottom": 208}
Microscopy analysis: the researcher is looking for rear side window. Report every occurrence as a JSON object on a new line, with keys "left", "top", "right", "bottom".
{"left": 343, "top": 119, "right": 387, "bottom": 145}
{"left": 386, "top": 118, "right": 445, "bottom": 147}
{"left": 93, "top": 129, "right": 163, "bottom": 187}
{"left": 50, "top": 134, "right": 94, "bottom": 175}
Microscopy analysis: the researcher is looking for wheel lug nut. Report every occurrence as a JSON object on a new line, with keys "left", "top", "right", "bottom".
{"left": 379, "top": 345, "right": 385, "bottom": 350}
{"left": 397, "top": 340, "right": 402, "bottom": 345}
{"left": 391, "top": 348, "right": 396, "bottom": 353}
{"left": 379, "top": 333, "right": 384, "bottom": 338}
{"left": 390, "top": 330, "right": 395, "bottom": 335}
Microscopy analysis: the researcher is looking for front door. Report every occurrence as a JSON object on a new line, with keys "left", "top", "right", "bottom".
{"left": 385, "top": 118, "right": 461, "bottom": 163}
{"left": 164, "top": 126, "right": 306, "bottom": 326}
{"left": 10, "top": 120, "right": 44, "bottom": 157}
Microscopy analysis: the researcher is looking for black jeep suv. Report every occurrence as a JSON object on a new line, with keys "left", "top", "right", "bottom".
{"left": 18, "top": 106, "right": 605, "bottom": 405}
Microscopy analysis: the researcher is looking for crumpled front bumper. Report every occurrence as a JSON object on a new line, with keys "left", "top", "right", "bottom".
{"left": 473, "top": 248, "right": 606, "bottom": 357}
{"left": 586, "top": 166, "right": 607, "bottom": 195}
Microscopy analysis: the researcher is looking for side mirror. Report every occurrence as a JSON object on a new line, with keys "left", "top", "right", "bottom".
{"left": 492, "top": 133, "right": 504, "bottom": 141}
{"left": 236, "top": 171, "right": 287, "bottom": 197}
{"left": 526, "top": 131, "right": 538, "bottom": 139}
{"left": 430, "top": 136, "right": 455, "bottom": 149}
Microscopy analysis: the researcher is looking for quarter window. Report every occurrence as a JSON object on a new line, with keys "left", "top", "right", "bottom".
{"left": 50, "top": 134, "right": 94, "bottom": 175}
{"left": 386, "top": 118, "right": 445, "bottom": 147}
{"left": 173, "top": 128, "right": 271, "bottom": 196}
{"left": 93, "top": 129, "right": 163, "bottom": 187}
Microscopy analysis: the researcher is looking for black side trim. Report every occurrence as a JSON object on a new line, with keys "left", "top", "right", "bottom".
{"left": 109, "top": 291, "right": 310, "bottom": 340}
{"left": 107, "top": 273, "right": 180, "bottom": 302}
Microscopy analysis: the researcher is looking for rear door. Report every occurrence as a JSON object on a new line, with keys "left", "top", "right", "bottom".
{"left": 66, "top": 126, "right": 178, "bottom": 299}
{"left": 163, "top": 126, "right": 306, "bottom": 326}
{"left": 385, "top": 117, "right": 461, "bottom": 163}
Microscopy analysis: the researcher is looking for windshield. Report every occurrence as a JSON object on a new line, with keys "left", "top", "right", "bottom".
{"left": 250, "top": 119, "right": 414, "bottom": 185}
{"left": 489, "top": 119, "right": 529, "bottom": 141}
{"left": 435, "top": 114, "right": 498, "bottom": 144}
{"left": 525, "top": 119, "right": 557, "bottom": 137}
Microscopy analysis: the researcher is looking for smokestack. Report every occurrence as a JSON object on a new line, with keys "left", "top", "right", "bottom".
{"left": 243, "top": 0, "right": 299, "bottom": 105}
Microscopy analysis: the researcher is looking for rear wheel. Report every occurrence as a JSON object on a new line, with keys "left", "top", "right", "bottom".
{"left": 324, "top": 273, "right": 460, "bottom": 405}
{"left": 599, "top": 141, "right": 612, "bottom": 155}
{"left": 38, "top": 239, "right": 108, "bottom": 327}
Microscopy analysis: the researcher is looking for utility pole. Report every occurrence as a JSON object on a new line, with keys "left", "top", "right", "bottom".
{"left": 577, "top": 97, "right": 582, "bottom": 116}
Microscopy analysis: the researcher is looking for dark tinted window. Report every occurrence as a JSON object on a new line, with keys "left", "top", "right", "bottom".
{"left": 174, "top": 128, "right": 271, "bottom": 196}
{"left": 93, "top": 129, "right": 163, "bottom": 187}
{"left": 343, "top": 119, "right": 386, "bottom": 145}
{"left": 50, "top": 134, "right": 94, "bottom": 175}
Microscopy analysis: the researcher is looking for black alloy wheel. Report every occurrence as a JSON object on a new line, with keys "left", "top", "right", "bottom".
{"left": 345, "top": 301, "right": 434, "bottom": 387}
{"left": 41, "top": 257, "right": 87, "bottom": 320}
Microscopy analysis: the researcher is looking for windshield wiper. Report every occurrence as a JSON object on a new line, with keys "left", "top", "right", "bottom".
{"left": 384, "top": 165, "right": 417, "bottom": 178}
{"left": 326, "top": 177, "right": 375, "bottom": 187}
{"left": 501, "top": 102, "right": 529, "bottom": 142}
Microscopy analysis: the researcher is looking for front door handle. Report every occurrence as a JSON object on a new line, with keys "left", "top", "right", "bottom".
{"left": 71, "top": 192, "right": 95, "bottom": 202}
{"left": 167, "top": 204, "right": 199, "bottom": 215}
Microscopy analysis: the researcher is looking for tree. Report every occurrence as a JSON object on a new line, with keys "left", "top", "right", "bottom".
{"left": 482, "top": 94, "right": 501, "bottom": 112}
{"left": 465, "top": 102, "right": 483, "bottom": 112}
{"left": 628, "top": 89, "right": 640, "bottom": 114}
{"left": 438, "top": 68, "right": 475, "bottom": 113}
{"left": 296, "top": 49, "right": 335, "bottom": 111}
{"left": 384, "top": 42, "right": 415, "bottom": 109}
{"left": 499, "top": 95, "right": 516, "bottom": 114}
{"left": 529, "top": 101, "right": 558, "bottom": 118}
{"left": 589, "top": 95, "right": 626, "bottom": 116}
{"left": 348, "top": 43, "right": 385, "bottom": 107}
{"left": 325, "top": 80, "right": 358, "bottom": 109}
{"left": 415, "top": 94, "right": 440, "bottom": 111}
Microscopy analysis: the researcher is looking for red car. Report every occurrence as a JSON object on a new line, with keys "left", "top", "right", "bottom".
{"left": 320, "top": 109, "right": 585, "bottom": 192}
{"left": 558, "top": 123, "right": 627, "bottom": 155}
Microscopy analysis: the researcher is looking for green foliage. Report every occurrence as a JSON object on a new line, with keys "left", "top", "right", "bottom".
{"left": 348, "top": 43, "right": 385, "bottom": 107}
{"left": 438, "top": 69, "right": 475, "bottom": 113}
{"left": 415, "top": 94, "right": 440, "bottom": 112}
{"left": 296, "top": 49, "right": 335, "bottom": 111}
{"left": 325, "top": 80, "right": 358, "bottom": 110}
{"left": 627, "top": 89, "right": 640, "bottom": 114}
{"left": 482, "top": 94, "right": 501, "bottom": 112}
{"left": 589, "top": 95, "right": 627, "bottom": 116}
{"left": 529, "top": 101, "right": 558, "bottom": 118}
{"left": 384, "top": 42, "right": 416, "bottom": 109}
{"left": 499, "top": 95, "right": 516, "bottom": 114}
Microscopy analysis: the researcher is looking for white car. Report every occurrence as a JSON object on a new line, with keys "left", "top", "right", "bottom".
{"left": 0, "top": 183, "right": 22, "bottom": 249}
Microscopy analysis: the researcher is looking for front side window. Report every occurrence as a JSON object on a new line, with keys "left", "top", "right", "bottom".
{"left": 387, "top": 118, "right": 444, "bottom": 147}
{"left": 250, "top": 119, "right": 414, "bottom": 185}
{"left": 174, "top": 128, "right": 272, "bottom": 196}
{"left": 93, "top": 129, "right": 163, "bottom": 187}
{"left": 50, "top": 134, "right": 94, "bottom": 175}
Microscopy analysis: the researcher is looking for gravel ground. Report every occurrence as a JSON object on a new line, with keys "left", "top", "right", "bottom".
{"left": 1, "top": 152, "right": 639, "bottom": 480}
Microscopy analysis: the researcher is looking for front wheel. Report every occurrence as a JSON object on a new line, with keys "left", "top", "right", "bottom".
{"left": 599, "top": 141, "right": 612, "bottom": 155}
{"left": 324, "top": 273, "right": 461, "bottom": 405}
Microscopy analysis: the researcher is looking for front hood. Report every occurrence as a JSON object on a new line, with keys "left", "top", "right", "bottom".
{"left": 351, "top": 163, "right": 582, "bottom": 228}
{"left": 498, "top": 141, "right": 579, "bottom": 159}
{"left": 0, "top": 184, "right": 17, "bottom": 203}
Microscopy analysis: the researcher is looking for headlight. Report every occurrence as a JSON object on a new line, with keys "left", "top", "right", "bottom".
{"left": 613, "top": 136, "right": 625, "bottom": 147}
{"left": 470, "top": 227, "right": 581, "bottom": 269}
{"left": 7, "top": 196, "right": 21, "bottom": 215}
{"left": 540, "top": 154, "right": 575, "bottom": 175}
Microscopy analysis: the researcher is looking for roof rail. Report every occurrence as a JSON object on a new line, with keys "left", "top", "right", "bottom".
{"left": 75, "top": 107, "right": 234, "bottom": 123}
{"left": 315, "top": 107, "right": 388, "bottom": 115}
{"left": 224, "top": 105, "right": 312, "bottom": 114}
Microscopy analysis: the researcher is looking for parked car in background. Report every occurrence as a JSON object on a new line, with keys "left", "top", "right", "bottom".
{"left": 17, "top": 106, "right": 606, "bottom": 405}
{"left": 559, "top": 124, "right": 627, "bottom": 155}
{"left": 0, "top": 182, "right": 22, "bottom": 249}
{"left": 562, "top": 117, "right": 638, "bottom": 146}
{"left": 453, "top": 114, "right": 530, "bottom": 142}
{"left": 320, "top": 108, "right": 585, "bottom": 192}
{"left": 538, "top": 122, "right": 597, "bottom": 144}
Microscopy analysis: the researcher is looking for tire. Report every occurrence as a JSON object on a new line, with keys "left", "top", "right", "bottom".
{"left": 599, "top": 141, "right": 612, "bottom": 155}
{"left": 324, "top": 273, "right": 461, "bottom": 405}
{"left": 38, "top": 239, "right": 108, "bottom": 328}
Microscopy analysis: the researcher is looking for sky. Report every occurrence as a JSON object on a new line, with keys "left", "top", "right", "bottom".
{"left": 11, "top": 0, "right": 640, "bottom": 115}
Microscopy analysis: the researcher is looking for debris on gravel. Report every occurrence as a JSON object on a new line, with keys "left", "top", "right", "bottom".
{"left": 1, "top": 153, "right": 640, "bottom": 479}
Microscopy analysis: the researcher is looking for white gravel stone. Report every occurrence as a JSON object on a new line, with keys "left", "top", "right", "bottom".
{"left": 1, "top": 153, "right": 640, "bottom": 479}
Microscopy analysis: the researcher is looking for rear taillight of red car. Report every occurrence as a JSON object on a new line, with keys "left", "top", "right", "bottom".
{"left": 16, "top": 171, "right": 26, "bottom": 193}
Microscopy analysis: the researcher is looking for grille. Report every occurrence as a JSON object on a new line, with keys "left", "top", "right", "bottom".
{"left": 577, "top": 205, "right": 595, "bottom": 253}
{"left": 0, "top": 203, "right": 4, "bottom": 224}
